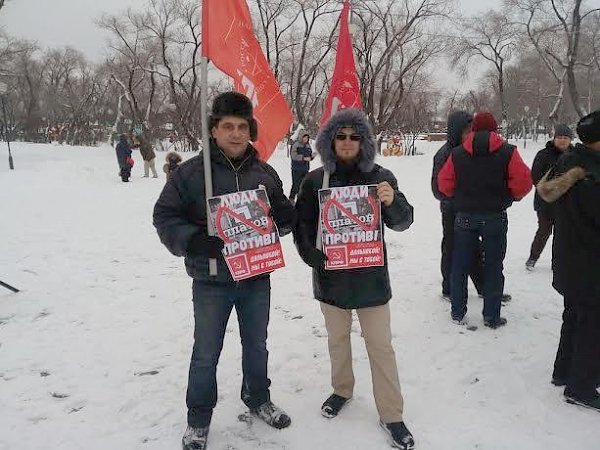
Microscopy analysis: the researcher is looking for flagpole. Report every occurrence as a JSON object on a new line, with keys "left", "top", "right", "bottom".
{"left": 201, "top": 56, "right": 218, "bottom": 277}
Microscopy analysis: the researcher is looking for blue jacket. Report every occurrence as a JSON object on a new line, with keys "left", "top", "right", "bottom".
{"left": 290, "top": 141, "right": 312, "bottom": 172}
{"left": 116, "top": 139, "right": 132, "bottom": 169}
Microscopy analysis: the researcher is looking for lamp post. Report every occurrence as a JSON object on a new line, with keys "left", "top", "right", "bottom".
{"left": 0, "top": 81, "right": 14, "bottom": 170}
{"left": 523, "top": 105, "right": 530, "bottom": 149}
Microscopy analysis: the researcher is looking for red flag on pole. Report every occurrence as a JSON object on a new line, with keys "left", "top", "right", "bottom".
{"left": 321, "top": 1, "right": 362, "bottom": 125}
{"left": 202, "top": 0, "right": 293, "bottom": 161}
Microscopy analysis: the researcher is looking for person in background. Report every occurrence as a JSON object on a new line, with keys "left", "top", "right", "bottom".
{"left": 431, "top": 112, "right": 512, "bottom": 304}
{"left": 135, "top": 133, "right": 158, "bottom": 178}
{"left": 525, "top": 125, "right": 574, "bottom": 270}
{"left": 289, "top": 131, "right": 314, "bottom": 202}
{"left": 438, "top": 112, "right": 532, "bottom": 329}
{"left": 115, "top": 134, "right": 133, "bottom": 182}
{"left": 543, "top": 110, "right": 600, "bottom": 412}
{"left": 163, "top": 151, "right": 182, "bottom": 180}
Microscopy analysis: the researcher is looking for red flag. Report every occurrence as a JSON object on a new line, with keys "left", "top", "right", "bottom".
{"left": 321, "top": 1, "right": 362, "bottom": 125}
{"left": 202, "top": 0, "right": 293, "bottom": 161}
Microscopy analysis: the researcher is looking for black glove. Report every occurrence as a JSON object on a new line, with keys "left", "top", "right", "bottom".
{"left": 304, "top": 247, "right": 327, "bottom": 268}
{"left": 270, "top": 204, "right": 297, "bottom": 228}
{"left": 187, "top": 233, "right": 224, "bottom": 258}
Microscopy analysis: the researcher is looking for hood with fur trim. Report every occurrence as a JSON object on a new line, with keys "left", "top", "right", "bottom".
{"left": 315, "top": 109, "right": 377, "bottom": 174}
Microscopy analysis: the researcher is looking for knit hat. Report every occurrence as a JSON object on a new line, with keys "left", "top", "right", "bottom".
{"left": 554, "top": 124, "right": 574, "bottom": 139}
{"left": 576, "top": 110, "right": 600, "bottom": 144}
{"left": 472, "top": 112, "right": 498, "bottom": 132}
{"left": 209, "top": 91, "right": 258, "bottom": 141}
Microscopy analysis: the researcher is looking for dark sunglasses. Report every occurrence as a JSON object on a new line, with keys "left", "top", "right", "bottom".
{"left": 335, "top": 133, "right": 361, "bottom": 142}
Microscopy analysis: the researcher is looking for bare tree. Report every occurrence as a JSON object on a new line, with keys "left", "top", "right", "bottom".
{"left": 353, "top": 0, "right": 448, "bottom": 134}
{"left": 453, "top": 9, "right": 517, "bottom": 127}
{"left": 511, "top": 0, "right": 600, "bottom": 120}
{"left": 254, "top": 0, "right": 301, "bottom": 80}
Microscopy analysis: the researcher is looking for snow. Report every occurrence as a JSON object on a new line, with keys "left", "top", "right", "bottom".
{"left": 1, "top": 140, "right": 598, "bottom": 450}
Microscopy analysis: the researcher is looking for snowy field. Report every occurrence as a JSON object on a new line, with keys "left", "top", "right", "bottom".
{"left": 1, "top": 139, "right": 599, "bottom": 450}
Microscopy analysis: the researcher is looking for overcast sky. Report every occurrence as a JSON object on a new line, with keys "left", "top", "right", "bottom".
{"left": 0, "top": 0, "right": 501, "bottom": 89}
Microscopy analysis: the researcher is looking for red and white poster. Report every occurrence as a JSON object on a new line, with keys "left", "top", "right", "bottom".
{"left": 318, "top": 185, "right": 384, "bottom": 270}
{"left": 208, "top": 188, "right": 285, "bottom": 281}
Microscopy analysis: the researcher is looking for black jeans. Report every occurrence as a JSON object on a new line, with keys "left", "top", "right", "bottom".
{"left": 528, "top": 210, "right": 554, "bottom": 261}
{"left": 186, "top": 278, "right": 271, "bottom": 427}
{"left": 554, "top": 295, "right": 600, "bottom": 400}
{"left": 289, "top": 169, "right": 308, "bottom": 201}
{"left": 451, "top": 211, "right": 507, "bottom": 321}
{"left": 441, "top": 206, "right": 484, "bottom": 297}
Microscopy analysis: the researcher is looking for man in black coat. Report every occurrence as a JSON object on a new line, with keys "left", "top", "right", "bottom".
{"left": 153, "top": 92, "right": 296, "bottom": 449}
{"left": 115, "top": 134, "right": 133, "bottom": 182}
{"left": 294, "top": 109, "right": 415, "bottom": 450}
{"left": 431, "top": 111, "right": 484, "bottom": 300}
{"left": 525, "top": 125, "right": 574, "bottom": 270}
{"left": 548, "top": 110, "right": 600, "bottom": 412}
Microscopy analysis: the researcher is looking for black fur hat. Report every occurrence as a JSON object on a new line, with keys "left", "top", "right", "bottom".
{"left": 576, "top": 110, "right": 600, "bottom": 145}
{"left": 209, "top": 91, "right": 258, "bottom": 141}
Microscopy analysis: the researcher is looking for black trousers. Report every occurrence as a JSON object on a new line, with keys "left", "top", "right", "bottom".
{"left": 553, "top": 295, "right": 600, "bottom": 400}
{"left": 441, "top": 206, "right": 484, "bottom": 297}
{"left": 528, "top": 210, "right": 553, "bottom": 261}
{"left": 289, "top": 169, "right": 308, "bottom": 201}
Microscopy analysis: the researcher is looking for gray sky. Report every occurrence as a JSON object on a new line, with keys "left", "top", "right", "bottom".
{"left": 1, "top": 0, "right": 500, "bottom": 89}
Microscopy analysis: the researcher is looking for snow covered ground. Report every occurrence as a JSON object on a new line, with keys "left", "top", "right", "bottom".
{"left": 1, "top": 139, "right": 598, "bottom": 450}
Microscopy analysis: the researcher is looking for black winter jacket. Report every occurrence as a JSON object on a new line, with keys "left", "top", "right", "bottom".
{"left": 153, "top": 139, "right": 296, "bottom": 283}
{"left": 552, "top": 144, "right": 600, "bottom": 303}
{"left": 294, "top": 164, "right": 414, "bottom": 309}
{"left": 531, "top": 141, "right": 571, "bottom": 214}
{"left": 431, "top": 111, "right": 473, "bottom": 211}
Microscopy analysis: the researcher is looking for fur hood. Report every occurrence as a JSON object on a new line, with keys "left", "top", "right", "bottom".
{"left": 315, "top": 109, "right": 376, "bottom": 174}
{"left": 165, "top": 151, "right": 182, "bottom": 164}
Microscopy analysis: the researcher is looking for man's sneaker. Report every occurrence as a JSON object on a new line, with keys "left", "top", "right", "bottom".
{"left": 525, "top": 258, "right": 536, "bottom": 271}
{"left": 321, "top": 394, "right": 350, "bottom": 418}
{"left": 564, "top": 392, "right": 600, "bottom": 412}
{"left": 379, "top": 420, "right": 415, "bottom": 449}
{"left": 483, "top": 317, "right": 507, "bottom": 329}
{"left": 251, "top": 400, "right": 291, "bottom": 429}
{"left": 182, "top": 425, "right": 209, "bottom": 450}
{"left": 451, "top": 315, "right": 469, "bottom": 326}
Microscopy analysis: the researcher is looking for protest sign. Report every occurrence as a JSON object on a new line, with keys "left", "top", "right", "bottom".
{"left": 318, "top": 184, "right": 384, "bottom": 270}
{"left": 208, "top": 188, "right": 285, "bottom": 281}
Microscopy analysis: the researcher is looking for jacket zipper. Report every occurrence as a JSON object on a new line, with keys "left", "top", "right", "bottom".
{"left": 220, "top": 150, "right": 251, "bottom": 192}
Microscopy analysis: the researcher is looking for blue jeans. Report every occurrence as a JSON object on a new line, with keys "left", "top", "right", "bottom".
{"left": 186, "top": 278, "right": 271, "bottom": 427}
{"left": 451, "top": 212, "right": 508, "bottom": 321}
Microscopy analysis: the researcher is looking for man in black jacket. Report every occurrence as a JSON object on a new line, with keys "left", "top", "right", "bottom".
{"left": 431, "top": 111, "right": 484, "bottom": 300}
{"left": 153, "top": 92, "right": 296, "bottom": 450}
{"left": 549, "top": 110, "right": 600, "bottom": 412}
{"left": 294, "top": 109, "right": 415, "bottom": 450}
{"left": 525, "top": 125, "right": 574, "bottom": 270}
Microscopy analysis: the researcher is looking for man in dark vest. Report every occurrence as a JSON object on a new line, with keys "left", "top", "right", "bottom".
{"left": 438, "top": 112, "right": 532, "bottom": 328}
